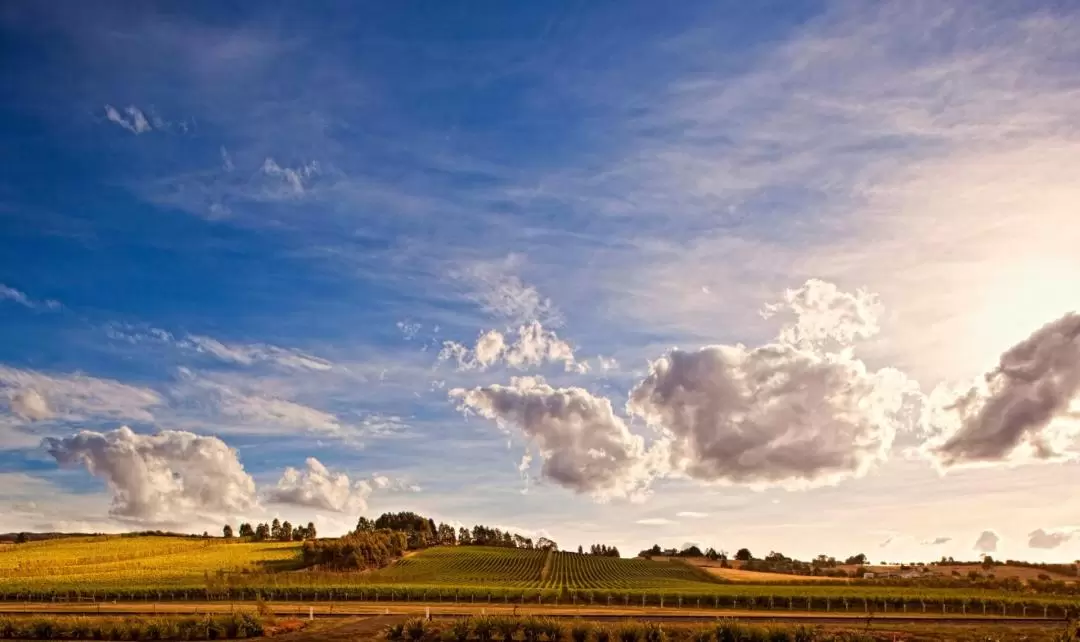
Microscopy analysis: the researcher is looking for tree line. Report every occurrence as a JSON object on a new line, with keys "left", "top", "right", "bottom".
{"left": 222, "top": 518, "right": 317, "bottom": 542}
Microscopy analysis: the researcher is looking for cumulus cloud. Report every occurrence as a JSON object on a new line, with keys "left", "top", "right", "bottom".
{"left": 627, "top": 279, "right": 917, "bottom": 488}
{"left": 676, "top": 511, "right": 708, "bottom": 518}
{"left": 104, "top": 104, "right": 152, "bottom": 134}
{"left": 186, "top": 335, "right": 333, "bottom": 371}
{"left": 451, "top": 376, "right": 659, "bottom": 500}
{"left": 974, "top": 530, "right": 999, "bottom": 553}
{"left": 1028, "top": 528, "right": 1075, "bottom": 550}
{"left": 922, "top": 537, "right": 952, "bottom": 546}
{"left": 261, "top": 157, "right": 320, "bottom": 195}
{"left": 44, "top": 426, "right": 257, "bottom": 522}
{"left": 267, "top": 457, "right": 372, "bottom": 512}
{"left": 923, "top": 313, "right": 1080, "bottom": 468}
{"left": 10, "top": 389, "right": 51, "bottom": 421}
{"left": 440, "top": 322, "right": 584, "bottom": 372}
{"left": 0, "top": 366, "right": 161, "bottom": 423}
{"left": 763, "top": 279, "right": 882, "bottom": 350}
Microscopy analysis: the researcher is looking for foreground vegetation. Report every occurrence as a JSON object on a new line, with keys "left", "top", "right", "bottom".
{"left": 381, "top": 615, "right": 1079, "bottom": 642}
{"left": 0, "top": 614, "right": 266, "bottom": 640}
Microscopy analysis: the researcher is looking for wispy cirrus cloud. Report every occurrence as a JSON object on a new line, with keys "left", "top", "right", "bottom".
{"left": 0, "top": 284, "right": 61, "bottom": 310}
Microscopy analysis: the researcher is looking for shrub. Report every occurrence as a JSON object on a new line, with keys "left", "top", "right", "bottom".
{"left": 595, "top": 627, "right": 612, "bottom": 642}
{"left": 688, "top": 626, "right": 713, "bottom": 642}
{"left": 542, "top": 618, "right": 565, "bottom": 642}
{"left": 493, "top": 617, "right": 520, "bottom": 642}
{"left": 642, "top": 623, "right": 664, "bottom": 642}
{"left": 406, "top": 617, "right": 430, "bottom": 642}
{"left": 473, "top": 616, "right": 496, "bottom": 642}
{"left": 617, "top": 622, "right": 641, "bottom": 642}
{"left": 449, "top": 617, "right": 472, "bottom": 642}
{"left": 570, "top": 621, "right": 593, "bottom": 642}
{"left": 522, "top": 617, "right": 545, "bottom": 642}
{"left": 385, "top": 622, "right": 407, "bottom": 641}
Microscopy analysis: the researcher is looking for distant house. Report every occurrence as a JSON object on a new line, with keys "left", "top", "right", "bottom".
{"left": 863, "top": 572, "right": 875, "bottom": 579}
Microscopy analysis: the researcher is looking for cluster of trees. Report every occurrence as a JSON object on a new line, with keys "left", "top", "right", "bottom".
{"left": 224, "top": 518, "right": 317, "bottom": 542}
{"left": 355, "top": 512, "right": 558, "bottom": 551}
{"left": 301, "top": 529, "right": 408, "bottom": 570}
{"left": 575, "top": 544, "right": 621, "bottom": 557}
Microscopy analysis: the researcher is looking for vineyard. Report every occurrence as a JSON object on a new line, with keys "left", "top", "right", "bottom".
{"left": 0, "top": 536, "right": 301, "bottom": 590}
{"left": 3, "top": 539, "right": 1079, "bottom": 619}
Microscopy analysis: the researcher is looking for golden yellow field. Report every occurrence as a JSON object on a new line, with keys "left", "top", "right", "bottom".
{"left": 0, "top": 536, "right": 302, "bottom": 591}
{"left": 656, "top": 558, "right": 847, "bottom": 583}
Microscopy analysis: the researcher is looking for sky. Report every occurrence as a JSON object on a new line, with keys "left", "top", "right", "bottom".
{"left": 2, "top": 1, "right": 1080, "bottom": 563}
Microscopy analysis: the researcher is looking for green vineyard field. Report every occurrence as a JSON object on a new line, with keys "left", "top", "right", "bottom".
{"left": 2, "top": 539, "right": 1077, "bottom": 618}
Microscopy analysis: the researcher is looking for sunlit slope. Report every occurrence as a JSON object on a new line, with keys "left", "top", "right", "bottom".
{"left": 0, "top": 536, "right": 301, "bottom": 591}
{"left": 366, "top": 547, "right": 722, "bottom": 590}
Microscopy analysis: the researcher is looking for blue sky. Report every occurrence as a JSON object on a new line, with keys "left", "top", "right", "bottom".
{"left": 3, "top": 1, "right": 1080, "bottom": 561}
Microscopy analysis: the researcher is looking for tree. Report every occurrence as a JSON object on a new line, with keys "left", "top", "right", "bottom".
{"left": 578, "top": 545, "right": 584, "bottom": 555}
{"left": 355, "top": 517, "right": 375, "bottom": 533}
{"left": 254, "top": 523, "right": 270, "bottom": 541}
{"left": 681, "top": 545, "right": 704, "bottom": 558}
{"left": 735, "top": 548, "right": 753, "bottom": 561}
{"left": 238, "top": 523, "right": 253, "bottom": 538}
{"left": 536, "top": 537, "right": 558, "bottom": 551}
{"left": 271, "top": 518, "right": 282, "bottom": 540}
{"left": 306, "top": 522, "right": 317, "bottom": 539}
{"left": 15, "top": 533, "right": 28, "bottom": 544}
{"left": 280, "top": 521, "right": 293, "bottom": 542}
{"left": 458, "top": 527, "right": 472, "bottom": 545}
{"left": 845, "top": 553, "right": 867, "bottom": 565}
{"left": 223, "top": 525, "right": 234, "bottom": 538}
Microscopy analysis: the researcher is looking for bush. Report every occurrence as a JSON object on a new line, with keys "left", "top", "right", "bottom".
{"left": 385, "top": 622, "right": 407, "bottom": 641}
{"left": 493, "top": 617, "right": 519, "bottom": 642}
{"left": 642, "top": 623, "right": 664, "bottom": 642}
{"left": 548, "top": 619, "right": 567, "bottom": 642}
{"left": 688, "top": 626, "right": 713, "bottom": 642}
{"left": 450, "top": 617, "right": 472, "bottom": 642}
{"left": 473, "top": 616, "right": 496, "bottom": 642}
{"left": 570, "top": 621, "right": 593, "bottom": 642}
{"left": 406, "top": 617, "right": 430, "bottom": 642}
{"left": 595, "top": 626, "right": 613, "bottom": 642}
{"left": 617, "top": 623, "right": 641, "bottom": 642}
{"left": 522, "top": 617, "right": 545, "bottom": 642}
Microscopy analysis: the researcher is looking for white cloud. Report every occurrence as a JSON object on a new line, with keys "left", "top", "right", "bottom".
{"left": 627, "top": 280, "right": 918, "bottom": 489}
{"left": 396, "top": 321, "right": 422, "bottom": 340}
{"left": 186, "top": 335, "right": 333, "bottom": 371}
{"left": 922, "top": 313, "right": 1080, "bottom": 468}
{"left": 104, "top": 104, "right": 152, "bottom": 134}
{"left": 0, "top": 284, "right": 60, "bottom": 310}
{"left": 10, "top": 389, "right": 52, "bottom": 421}
{"left": 675, "top": 511, "right": 707, "bottom": 518}
{"left": 451, "top": 376, "right": 660, "bottom": 501}
{"left": 636, "top": 518, "right": 675, "bottom": 526}
{"left": 439, "top": 322, "right": 584, "bottom": 373}
{"left": 454, "top": 257, "right": 560, "bottom": 326}
{"left": 974, "top": 530, "right": 999, "bottom": 553}
{"left": 261, "top": 157, "right": 320, "bottom": 195}
{"left": 267, "top": 457, "right": 371, "bottom": 512}
{"left": 0, "top": 366, "right": 161, "bottom": 424}
{"left": 44, "top": 426, "right": 258, "bottom": 523}
{"left": 922, "top": 537, "right": 951, "bottom": 546}
{"left": 220, "top": 146, "right": 234, "bottom": 171}
{"left": 1028, "top": 528, "right": 1075, "bottom": 550}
